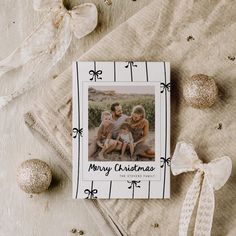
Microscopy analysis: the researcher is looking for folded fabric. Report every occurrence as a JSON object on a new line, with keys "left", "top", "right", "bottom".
{"left": 25, "top": 0, "right": 236, "bottom": 235}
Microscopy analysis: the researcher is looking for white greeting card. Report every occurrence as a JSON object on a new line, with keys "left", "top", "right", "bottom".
{"left": 72, "top": 61, "right": 170, "bottom": 199}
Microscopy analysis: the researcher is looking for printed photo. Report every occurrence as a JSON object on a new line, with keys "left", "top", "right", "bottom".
{"left": 88, "top": 85, "right": 156, "bottom": 161}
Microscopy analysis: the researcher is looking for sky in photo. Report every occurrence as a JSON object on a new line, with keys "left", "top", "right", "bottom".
{"left": 90, "top": 85, "right": 155, "bottom": 94}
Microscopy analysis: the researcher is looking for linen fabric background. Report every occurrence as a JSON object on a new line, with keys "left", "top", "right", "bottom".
{"left": 25, "top": 0, "right": 236, "bottom": 235}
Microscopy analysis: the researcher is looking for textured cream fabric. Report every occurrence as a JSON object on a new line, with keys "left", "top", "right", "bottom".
{"left": 25, "top": 0, "right": 236, "bottom": 235}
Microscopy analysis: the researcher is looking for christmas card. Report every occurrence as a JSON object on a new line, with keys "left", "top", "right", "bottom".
{"left": 72, "top": 61, "right": 170, "bottom": 199}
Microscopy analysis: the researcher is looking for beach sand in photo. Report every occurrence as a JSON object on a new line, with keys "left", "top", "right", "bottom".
{"left": 89, "top": 128, "right": 155, "bottom": 161}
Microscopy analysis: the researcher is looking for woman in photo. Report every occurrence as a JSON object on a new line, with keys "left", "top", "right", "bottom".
{"left": 125, "top": 105, "right": 155, "bottom": 160}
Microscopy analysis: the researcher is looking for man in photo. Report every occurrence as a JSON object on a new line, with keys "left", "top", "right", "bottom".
{"left": 110, "top": 102, "right": 128, "bottom": 139}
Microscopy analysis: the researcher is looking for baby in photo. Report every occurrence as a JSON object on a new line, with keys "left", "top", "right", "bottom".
{"left": 116, "top": 123, "right": 134, "bottom": 160}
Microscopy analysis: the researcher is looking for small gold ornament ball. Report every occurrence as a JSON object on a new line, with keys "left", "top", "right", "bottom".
{"left": 183, "top": 74, "right": 218, "bottom": 109}
{"left": 17, "top": 159, "right": 52, "bottom": 194}
{"left": 104, "top": 0, "right": 112, "bottom": 5}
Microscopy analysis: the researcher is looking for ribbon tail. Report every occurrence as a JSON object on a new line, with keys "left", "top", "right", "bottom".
{"left": 0, "top": 14, "right": 72, "bottom": 109}
{"left": 0, "top": 13, "right": 56, "bottom": 77}
{"left": 0, "top": 56, "right": 48, "bottom": 108}
{"left": 194, "top": 175, "right": 215, "bottom": 236}
{"left": 179, "top": 171, "right": 203, "bottom": 236}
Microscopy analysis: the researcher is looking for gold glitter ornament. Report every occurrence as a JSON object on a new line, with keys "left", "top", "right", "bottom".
{"left": 104, "top": 0, "right": 112, "bottom": 6}
{"left": 183, "top": 74, "right": 218, "bottom": 109}
{"left": 17, "top": 159, "right": 52, "bottom": 194}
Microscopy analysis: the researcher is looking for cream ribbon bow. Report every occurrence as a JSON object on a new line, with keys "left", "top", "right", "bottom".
{"left": 171, "top": 142, "right": 232, "bottom": 236}
{"left": 0, "top": 0, "right": 97, "bottom": 108}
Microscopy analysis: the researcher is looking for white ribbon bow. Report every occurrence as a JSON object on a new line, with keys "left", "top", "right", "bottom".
{"left": 171, "top": 142, "right": 232, "bottom": 236}
{"left": 0, "top": 0, "right": 97, "bottom": 108}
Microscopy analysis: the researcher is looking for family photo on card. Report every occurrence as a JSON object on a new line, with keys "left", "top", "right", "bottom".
{"left": 88, "top": 86, "right": 155, "bottom": 162}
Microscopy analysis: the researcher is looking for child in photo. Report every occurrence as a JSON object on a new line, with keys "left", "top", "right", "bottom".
{"left": 96, "top": 111, "right": 117, "bottom": 160}
{"left": 116, "top": 123, "right": 134, "bottom": 160}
